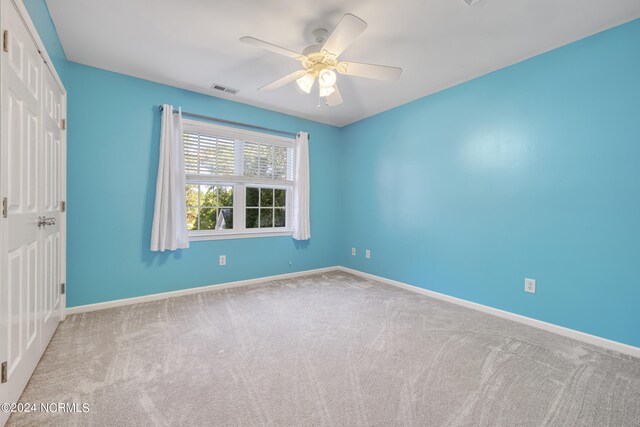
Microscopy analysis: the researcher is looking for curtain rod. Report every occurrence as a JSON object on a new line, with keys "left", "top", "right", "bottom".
{"left": 158, "top": 105, "right": 302, "bottom": 139}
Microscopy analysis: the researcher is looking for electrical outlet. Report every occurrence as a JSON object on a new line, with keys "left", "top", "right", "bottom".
{"left": 365, "top": 250, "right": 371, "bottom": 259}
{"left": 219, "top": 255, "right": 226, "bottom": 266}
{"left": 524, "top": 278, "right": 536, "bottom": 294}
{"left": 351, "top": 248, "right": 356, "bottom": 256}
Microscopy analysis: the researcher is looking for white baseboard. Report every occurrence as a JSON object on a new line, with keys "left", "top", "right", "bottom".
{"left": 66, "top": 266, "right": 339, "bottom": 315}
{"left": 337, "top": 266, "right": 640, "bottom": 359}
{"left": 66, "top": 264, "right": 639, "bottom": 359}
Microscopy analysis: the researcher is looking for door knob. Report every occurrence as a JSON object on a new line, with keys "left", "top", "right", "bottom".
{"left": 37, "top": 216, "right": 56, "bottom": 227}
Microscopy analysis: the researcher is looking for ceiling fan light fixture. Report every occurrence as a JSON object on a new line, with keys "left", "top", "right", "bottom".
{"left": 296, "top": 72, "right": 315, "bottom": 93}
{"left": 318, "top": 69, "right": 337, "bottom": 88}
{"left": 319, "top": 85, "right": 335, "bottom": 98}
{"left": 241, "top": 13, "right": 401, "bottom": 107}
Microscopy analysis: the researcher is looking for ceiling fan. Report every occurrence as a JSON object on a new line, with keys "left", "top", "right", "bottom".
{"left": 240, "top": 13, "right": 402, "bottom": 107}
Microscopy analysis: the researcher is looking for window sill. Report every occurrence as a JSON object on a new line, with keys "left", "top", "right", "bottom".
{"left": 189, "top": 230, "right": 292, "bottom": 241}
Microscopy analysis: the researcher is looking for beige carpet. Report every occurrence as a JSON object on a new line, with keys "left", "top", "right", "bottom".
{"left": 8, "top": 271, "right": 640, "bottom": 426}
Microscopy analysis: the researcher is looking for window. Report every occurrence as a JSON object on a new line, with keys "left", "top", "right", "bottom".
{"left": 186, "top": 185, "right": 233, "bottom": 231}
{"left": 245, "top": 187, "right": 287, "bottom": 228}
{"left": 183, "top": 119, "right": 294, "bottom": 240}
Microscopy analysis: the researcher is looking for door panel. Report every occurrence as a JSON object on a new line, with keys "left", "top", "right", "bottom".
{"left": 1, "top": 1, "right": 66, "bottom": 422}
{"left": 1, "top": 0, "right": 43, "bottom": 414}
{"left": 7, "top": 90, "right": 23, "bottom": 210}
{"left": 26, "top": 242, "right": 37, "bottom": 347}
{"left": 41, "top": 64, "right": 63, "bottom": 344}
{"left": 7, "top": 248, "right": 22, "bottom": 374}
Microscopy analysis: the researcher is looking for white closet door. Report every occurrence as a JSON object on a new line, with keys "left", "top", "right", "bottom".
{"left": 0, "top": 1, "right": 66, "bottom": 422}
{"left": 40, "top": 59, "right": 64, "bottom": 346}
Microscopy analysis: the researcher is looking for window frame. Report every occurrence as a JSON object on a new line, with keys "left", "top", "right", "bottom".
{"left": 183, "top": 119, "right": 294, "bottom": 241}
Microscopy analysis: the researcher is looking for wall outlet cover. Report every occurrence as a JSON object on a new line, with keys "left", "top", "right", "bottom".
{"left": 351, "top": 248, "right": 356, "bottom": 256}
{"left": 365, "top": 250, "right": 371, "bottom": 259}
{"left": 219, "top": 255, "right": 227, "bottom": 266}
{"left": 525, "top": 278, "right": 536, "bottom": 294}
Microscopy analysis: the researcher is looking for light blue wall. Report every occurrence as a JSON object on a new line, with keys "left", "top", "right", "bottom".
{"left": 339, "top": 19, "right": 640, "bottom": 347}
{"left": 65, "top": 62, "right": 341, "bottom": 307}
{"left": 22, "top": 0, "right": 67, "bottom": 82}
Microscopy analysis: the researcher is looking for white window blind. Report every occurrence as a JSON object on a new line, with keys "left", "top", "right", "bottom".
{"left": 184, "top": 131, "right": 235, "bottom": 176}
{"left": 243, "top": 142, "right": 293, "bottom": 182}
{"left": 184, "top": 125, "right": 293, "bottom": 185}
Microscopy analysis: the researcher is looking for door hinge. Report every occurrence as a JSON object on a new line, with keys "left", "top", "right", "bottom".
{"left": 2, "top": 30, "right": 8, "bottom": 53}
{"left": 2, "top": 197, "right": 7, "bottom": 218}
{"left": 61, "top": 118, "right": 66, "bottom": 130}
{"left": 61, "top": 283, "right": 66, "bottom": 295}
{"left": 61, "top": 201, "right": 66, "bottom": 212}
{"left": 1, "top": 361, "right": 7, "bottom": 383}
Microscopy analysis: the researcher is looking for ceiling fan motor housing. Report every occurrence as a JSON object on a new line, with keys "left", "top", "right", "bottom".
{"left": 312, "top": 28, "right": 329, "bottom": 44}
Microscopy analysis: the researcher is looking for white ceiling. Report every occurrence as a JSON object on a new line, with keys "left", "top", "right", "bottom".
{"left": 46, "top": 0, "right": 640, "bottom": 127}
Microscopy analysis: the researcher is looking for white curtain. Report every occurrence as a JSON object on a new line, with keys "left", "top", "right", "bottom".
{"left": 292, "top": 132, "right": 311, "bottom": 240}
{"left": 150, "top": 104, "right": 189, "bottom": 251}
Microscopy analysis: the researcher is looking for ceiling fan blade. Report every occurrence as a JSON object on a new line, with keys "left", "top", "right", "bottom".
{"left": 337, "top": 61, "right": 402, "bottom": 81}
{"left": 259, "top": 70, "right": 307, "bottom": 91}
{"left": 240, "top": 36, "right": 306, "bottom": 61}
{"left": 321, "top": 14, "right": 367, "bottom": 57}
{"left": 325, "top": 84, "right": 343, "bottom": 107}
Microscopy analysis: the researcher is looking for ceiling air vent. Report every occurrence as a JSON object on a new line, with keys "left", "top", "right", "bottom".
{"left": 465, "top": 0, "right": 483, "bottom": 5}
{"left": 211, "top": 83, "right": 239, "bottom": 95}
